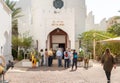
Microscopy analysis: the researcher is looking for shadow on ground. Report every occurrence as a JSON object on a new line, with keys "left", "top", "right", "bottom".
{"left": 13, "top": 59, "right": 96, "bottom": 72}
{"left": 14, "top": 59, "right": 69, "bottom": 71}
{"left": 27, "top": 66, "right": 66, "bottom": 71}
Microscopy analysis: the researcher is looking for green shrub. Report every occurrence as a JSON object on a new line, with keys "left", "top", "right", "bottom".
{"left": 17, "top": 55, "right": 23, "bottom": 60}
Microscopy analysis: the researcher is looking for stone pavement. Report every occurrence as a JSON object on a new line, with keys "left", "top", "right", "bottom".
{"left": 3, "top": 60, "right": 120, "bottom": 83}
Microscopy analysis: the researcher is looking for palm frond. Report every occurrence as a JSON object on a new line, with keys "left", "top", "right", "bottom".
{"left": 13, "top": 15, "right": 23, "bottom": 20}
{"left": 9, "top": 2, "right": 16, "bottom": 10}
{"left": 12, "top": 8, "right": 22, "bottom": 18}
{"left": 5, "top": 0, "right": 16, "bottom": 10}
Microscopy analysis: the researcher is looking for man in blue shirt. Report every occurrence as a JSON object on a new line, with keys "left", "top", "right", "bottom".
{"left": 56, "top": 48, "right": 63, "bottom": 67}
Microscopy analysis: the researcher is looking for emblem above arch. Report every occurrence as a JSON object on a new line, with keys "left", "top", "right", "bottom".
{"left": 53, "top": 0, "right": 64, "bottom": 9}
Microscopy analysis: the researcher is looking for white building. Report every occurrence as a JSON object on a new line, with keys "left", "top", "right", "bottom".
{"left": 86, "top": 11, "right": 107, "bottom": 31}
{"left": 0, "top": 0, "right": 13, "bottom": 63}
{"left": 16, "top": 0, "right": 86, "bottom": 51}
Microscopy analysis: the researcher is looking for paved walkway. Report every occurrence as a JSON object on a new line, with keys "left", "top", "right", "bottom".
{"left": 3, "top": 60, "right": 120, "bottom": 83}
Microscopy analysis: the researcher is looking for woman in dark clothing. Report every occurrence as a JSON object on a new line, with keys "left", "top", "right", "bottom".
{"left": 101, "top": 48, "right": 116, "bottom": 83}
{"left": 71, "top": 49, "right": 78, "bottom": 71}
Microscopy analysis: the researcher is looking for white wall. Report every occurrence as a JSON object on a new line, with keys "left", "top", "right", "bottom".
{"left": 16, "top": 0, "right": 32, "bottom": 37}
{"left": 0, "top": 1, "right": 13, "bottom": 63}
{"left": 66, "top": 0, "right": 86, "bottom": 39}
{"left": 32, "top": 8, "right": 75, "bottom": 50}
{"left": 86, "top": 11, "right": 95, "bottom": 31}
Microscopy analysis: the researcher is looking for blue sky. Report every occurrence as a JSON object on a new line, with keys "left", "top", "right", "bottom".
{"left": 86, "top": 0, "right": 120, "bottom": 23}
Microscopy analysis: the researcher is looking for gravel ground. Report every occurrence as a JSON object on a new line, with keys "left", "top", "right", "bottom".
{"left": 3, "top": 60, "right": 120, "bottom": 83}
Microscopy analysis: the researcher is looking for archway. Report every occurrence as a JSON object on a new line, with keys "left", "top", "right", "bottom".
{"left": 47, "top": 28, "right": 70, "bottom": 51}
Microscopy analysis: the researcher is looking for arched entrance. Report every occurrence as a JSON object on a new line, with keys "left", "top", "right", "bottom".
{"left": 47, "top": 28, "right": 69, "bottom": 51}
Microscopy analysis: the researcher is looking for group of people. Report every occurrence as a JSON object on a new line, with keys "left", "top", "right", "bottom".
{"left": 30, "top": 48, "right": 116, "bottom": 83}
{"left": 30, "top": 48, "right": 78, "bottom": 70}
{"left": 56, "top": 48, "right": 78, "bottom": 70}
{"left": 31, "top": 48, "right": 53, "bottom": 68}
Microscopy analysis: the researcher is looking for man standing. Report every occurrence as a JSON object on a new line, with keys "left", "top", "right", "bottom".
{"left": 64, "top": 48, "right": 70, "bottom": 68}
{"left": 71, "top": 49, "right": 78, "bottom": 71}
{"left": 56, "top": 48, "right": 63, "bottom": 67}
{"left": 44, "top": 49, "right": 48, "bottom": 66}
{"left": 48, "top": 48, "right": 53, "bottom": 67}
{"left": 40, "top": 49, "right": 44, "bottom": 66}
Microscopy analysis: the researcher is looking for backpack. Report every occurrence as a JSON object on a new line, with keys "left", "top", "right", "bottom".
{"left": 73, "top": 52, "right": 78, "bottom": 58}
{"left": 65, "top": 51, "right": 68, "bottom": 57}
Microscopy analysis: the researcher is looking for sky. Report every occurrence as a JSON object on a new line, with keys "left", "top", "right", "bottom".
{"left": 86, "top": 0, "right": 120, "bottom": 23}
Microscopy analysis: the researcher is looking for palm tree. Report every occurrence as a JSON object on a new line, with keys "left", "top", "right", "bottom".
{"left": 5, "top": 0, "right": 22, "bottom": 36}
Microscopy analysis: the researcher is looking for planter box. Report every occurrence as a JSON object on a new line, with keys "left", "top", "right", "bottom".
{"left": 22, "top": 61, "right": 38, "bottom": 67}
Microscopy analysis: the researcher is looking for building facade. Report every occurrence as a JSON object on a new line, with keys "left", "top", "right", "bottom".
{"left": 17, "top": 0, "right": 86, "bottom": 51}
{"left": 0, "top": 0, "right": 13, "bottom": 63}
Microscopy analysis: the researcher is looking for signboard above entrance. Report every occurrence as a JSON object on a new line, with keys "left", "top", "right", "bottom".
{"left": 51, "top": 20, "right": 64, "bottom": 27}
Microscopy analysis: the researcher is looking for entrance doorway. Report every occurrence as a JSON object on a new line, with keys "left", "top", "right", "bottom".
{"left": 48, "top": 28, "right": 69, "bottom": 50}
{"left": 52, "top": 43, "right": 65, "bottom": 51}
{"left": 59, "top": 43, "right": 65, "bottom": 51}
